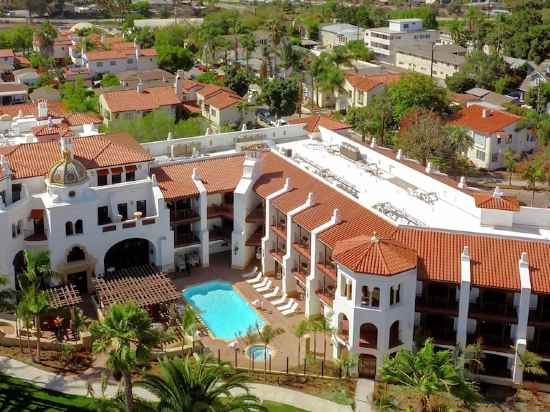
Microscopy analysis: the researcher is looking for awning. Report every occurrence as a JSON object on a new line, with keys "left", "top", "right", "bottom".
{"left": 125, "top": 164, "right": 137, "bottom": 172}
{"left": 30, "top": 209, "right": 44, "bottom": 219}
{"left": 97, "top": 169, "right": 109, "bottom": 176}
{"left": 111, "top": 167, "right": 123, "bottom": 174}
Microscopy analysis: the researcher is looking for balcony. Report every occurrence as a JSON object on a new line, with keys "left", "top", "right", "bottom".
{"left": 207, "top": 204, "right": 234, "bottom": 220}
{"left": 469, "top": 301, "right": 517, "bottom": 323}
{"left": 468, "top": 321, "right": 514, "bottom": 353}
{"left": 24, "top": 231, "right": 47, "bottom": 242}
{"left": 270, "top": 249, "right": 284, "bottom": 263}
{"left": 175, "top": 232, "right": 201, "bottom": 248}
{"left": 316, "top": 287, "right": 335, "bottom": 306}
{"left": 293, "top": 242, "right": 310, "bottom": 259}
{"left": 271, "top": 224, "right": 286, "bottom": 240}
{"left": 293, "top": 268, "right": 307, "bottom": 285}
{"left": 316, "top": 262, "right": 337, "bottom": 281}
{"left": 245, "top": 226, "right": 264, "bottom": 247}
{"left": 170, "top": 209, "right": 200, "bottom": 224}
{"left": 245, "top": 204, "right": 264, "bottom": 223}
{"left": 415, "top": 295, "right": 459, "bottom": 316}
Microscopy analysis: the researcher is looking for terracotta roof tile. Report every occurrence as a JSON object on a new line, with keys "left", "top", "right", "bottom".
{"left": 152, "top": 154, "right": 245, "bottom": 200}
{"left": 449, "top": 104, "right": 522, "bottom": 135}
{"left": 32, "top": 124, "right": 74, "bottom": 141}
{"left": 345, "top": 73, "right": 401, "bottom": 92}
{"left": 473, "top": 192, "right": 520, "bottom": 212}
{"left": 0, "top": 101, "right": 66, "bottom": 118}
{"left": 288, "top": 115, "right": 351, "bottom": 133}
{"left": 101, "top": 85, "right": 180, "bottom": 113}
{"left": 204, "top": 89, "right": 242, "bottom": 109}
{"left": 333, "top": 234, "right": 417, "bottom": 276}
{"left": 0, "top": 49, "right": 14, "bottom": 58}
{"left": 65, "top": 112, "right": 102, "bottom": 126}
{"left": 3, "top": 132, "right": 152, "bottom": 179}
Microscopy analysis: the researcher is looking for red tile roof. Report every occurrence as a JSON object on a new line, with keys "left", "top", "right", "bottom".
{"left": 345, "top": 73, "right": 401, "bottom": 92}
{"left": 0, "top": 83, "right": 27, "bottom": 94}
{"left": 0, "top": 49, "right": 14, "bottom": 58}
{"left": 152, "top": 154, "right": 245, "bottom": 200}
{"left": 333, "top": 234, "right": 417, "bottom": 276}
{"left": 101, "top": 85, "right": 180, "bottom": 113}
{"left": 473, "top": 192, "right": 520, "bottom": 211}
{"left": 204, "top": 89, "right": 242, "bottom": 109}
{"left": 288, "top": 115, "right": 351, "bottom": 133}
{"left": 1, "top": 132, "right": 152, "bottom": 179}
{"left": 0, "top": 101, "right": 66, "bottom": 119}
{"left": 65, "top": 112, "right": 102, "bottom": 126}
{"left": 31, "top": 124, "right": 74, "bottom": 140}
{"left": 449, "top": 105, "right": 522, "bottom": 135}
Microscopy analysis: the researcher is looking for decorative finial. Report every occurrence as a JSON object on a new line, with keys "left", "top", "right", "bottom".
{"left": 371, "top": 231, "right": 380, "bottom": 243}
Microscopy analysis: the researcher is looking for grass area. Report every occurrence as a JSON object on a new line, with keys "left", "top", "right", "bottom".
{"left": 262, "top": 400, "right": 309, "bottom": 411}
{"left": 0, "top": 374, "right": 96, "bottom": 412}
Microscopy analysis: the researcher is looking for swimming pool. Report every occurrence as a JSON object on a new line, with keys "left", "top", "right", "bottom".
{"left": 182, "top": 280, "right": 265, "bottom": 340}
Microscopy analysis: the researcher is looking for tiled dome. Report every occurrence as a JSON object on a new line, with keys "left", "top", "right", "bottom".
{"left": 47, "top": 151, "right": 88, "bottom": 186}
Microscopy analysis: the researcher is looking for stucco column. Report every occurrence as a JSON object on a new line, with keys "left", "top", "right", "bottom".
{"left": 457, "top": 246, "right": 471, "bottom": 348}
{"left": 513, "top": 252, "right": 531, "bottom": 385}
{"left": 192, "top": 168, "right": 209, "bottom": 267}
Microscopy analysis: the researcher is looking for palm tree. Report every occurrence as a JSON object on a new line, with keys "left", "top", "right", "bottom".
{"left": 257, "top": 324, "right": 275, "bottom": 380}
{"left": 137, "top": 356, "right": 266, "bottom": 411}
{"left": 241, "top": 33, "right": 256, "bottom": 70}
{"left": 18, "top": 250, "right": 57, "bottom": 291}
{"left": 307, "top": 317, "right": 320, "bottom": 359}
{"left": 229, "top": 20, "right": 244, "bottom": 63}
{"left": 380, "top": 339, "right": 479, "bottom": 412}
{"left": 521, "top": 161, "right": 544, "bottom": 206}
{"left": 20, "top": 286, "right": 49, "bottom": 361}
{"left": 293, "top": 319, "right": 309, "bottom": 366}
{"left": 179, "top": 305, "right": 198, "bottom": 353}
{"left": 503, "top": 148, "right": 516, "bottom": 186}
{"left": 90, "top": 302, "right": 160, "bottom": 412}
{"left": 16, "top": 298, "right": 32, "bottom": 354}
{"left": 315, "top": 314, "right": 334, "bottom": 362}
{"left": 337, "top": 352, "right": 358, "bottom": 378}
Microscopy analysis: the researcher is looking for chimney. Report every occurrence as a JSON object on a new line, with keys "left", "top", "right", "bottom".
{"left": 283, "top": 177, "right": 292, "bottom": 191}
{"left": 60, "top": 135, "right": 74, "bottom": 159}
{"left": 174, "top": 71, "right": 182, "bottom": 96}
{"left": 461, "top": 245, "right": 470, "bottom": 261}
{"left": 332, "top": 208, "right": 341, "bottom": 224}
{"left": 370, "top": 138, "right": 376, "bottom": 148}
{"left": 519, "top": 251, "right": 528, "bottom": 268}
{"left": 167, "top": 131, "right": 173, "bottom": 141}
{"left": 493, "top": 186, "right": 504, "bottom": 198}
{"left": 482, "top": 108, "right": 491, "bottom": 118}
{"left": 191, "top": 167, "right": 201, "bottom": 182}
{"left": 306, "top": 192, "right": 315, "bottom": 206}
{"left": 151, "top": 173, "right": 158, "bottom": 186}
{"left": 458, "top": 176, "right": 466, "bottom": 189}
{"left": 47, "top": 116, "right": 53, "bottom": 127}
{"left": 425, "top": 161, "right": 432, "bottom": 174}
{"left": 396, "top": 149, "right": 402, "bottom": 160}
{"left": 37, "top": 100, "right": 48, "bottom": 118}
{"left": 136, "top": 80, "right": 144, "bottom": 93}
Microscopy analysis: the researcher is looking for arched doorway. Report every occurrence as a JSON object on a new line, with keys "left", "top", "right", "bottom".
{"left": 67, "top": 246, "right": 86, "bottom": 263}
{"left": 358, "top": 354, "right": 377, "bottom": 379}
{"left": 389, "top": 321, "right": 401, "bottom": 348}
{"left": 12, "top": 251, "right": 26, "bottom": 291}
{"left": 104, "top": 238, "right": 154, "bottom": 272}
{"left": 359, "top": 323, "right": 378, "bottom": 349}
{"left": 337, "top": 313, "right": 350, "bottom": 343}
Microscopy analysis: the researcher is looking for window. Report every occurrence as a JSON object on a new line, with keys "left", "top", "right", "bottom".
{"left": 67, "top": 246, "right": 85, "bottom": 263}
{"left": 127, "top": 58, "right": 134, "bottom": 64}
{"left": 97, "top": 174, "right": 107, "bottom": 186}
{"left": 0, "top": 190, "right": 5, "bottom": 206}
{"left": 17, "top": 220, "right": 22, "bottom": 235}
{"left": 97, "top": 62, "right": 104, "bottom": 67}
{"left": 117, "top": 203, "right": 128, "bottom": 221}
{"left": 210, "top": 107, "right": 217, "bottom": 117}
{"left": 98, "top": 206, "right": 110, "bottom": 225}
{"left": 12, "top": 183, "right": 21, "bottom": 202}
{"left": 66, "top": 221, "right": 74, "bottom": 236}
{"left": 345, "top": 280, "right": 353, "bottom": 300}
{"left": 475, "top": 150, "right": 485, "bottom": 161}
{"left": 69, "top": 190, "right": 76, "bottom": 198}
{"left": 110, "top": 60, "right": 116, "bottom": 66}
{"left": 75, "top": 219, "right": 83, "bottom": 234}
{"left": 506, "top": 135, "right": 513, "bottom": 144}
{"left": 371, "top": 287, "right": 380, "bottom": 307}
{"left": 497, "top": 137, "right": 502, "bottom": 144}
{"left": 136, "top": 200, "right": 147, "bottom": 217}
{"left": 11, "top": 224, "right": 16, "bottom": 238}
{"left": 395, "top": 284, "right": 400, "bottom": 304}
{"left": 491, "top": 153, "right": 499, "bottom": 162}
{"left": 361, "top": 286, "right": 370, "bottom": 306}
{"left": 111, "top": 173, "right": 122, "bottom": 184}
{"left": 126, "top": 171, "right": 135, "bottom": 181}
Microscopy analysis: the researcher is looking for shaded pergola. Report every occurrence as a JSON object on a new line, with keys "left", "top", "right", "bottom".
{"left": 94, "top": 265, "right": 180, "bottom": 312}
{"left": 45, "top": 284, "right": 82, "bottom": 309}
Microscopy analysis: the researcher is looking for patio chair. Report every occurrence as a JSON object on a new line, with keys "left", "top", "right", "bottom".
{"left": 282, "top": 301, "right": 299, "bottom": 316}
{"left": 263, "top": 286, "right": 279, "bottom": 299}
{"left": 256, "top": 279, "right": 272, "bottom": 293}
{"left": 253, "top": 278, "right": 269, "bottom": 290}
{"left": 246, "top": 272, "right": 263, "bottom": 284}
{"left": 242, "top": 266, "right": 258, "bottom": 279}
{"left": 278, "top": 298, "right": 295, "bottom": 311}
{"left": 271, "top": 293, "right": 287, "bottom": 305}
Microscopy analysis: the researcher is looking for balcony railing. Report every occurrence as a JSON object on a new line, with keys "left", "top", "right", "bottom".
{"left": 175, "top": 232, "right": 201, "bottom": 247}
{"left": 170, "top": 209, "right": 200, "bottom": 224}
{"left": 100, "top": 216, "right": 157, "bottom": 233}
{"left": 316, "top": 288, "right": 335, "bottom": 306}
{"left": 245, "top": 204, "right": 265, "bottom": 223}
{"left": 207, "top": 204, "right": 234, "bottom": 220}
{"left": 467, "top": 333, "right": 514, "bottom": 353}
{"left": 293, "top": 242, "right": 310, "bottom": 259}
{"left": 245, "top": 226, "right": 264, "bottom": 247}
{"left": 24, "top": 232, "right": 47, "bottom": 242}
{"left": 316, "top": 262, "right": 337, "bottom": 281}
{"left": 469, "top": 301, "right": 517, "bottom": 322}
{"left": 271, "top": 224, "right": 286, "bottom": 239}
{"left": 270, "top": 249, "right": 285, "bottom": 263}
{"left": 293, "top": 268, "right": 307, "bottom": 284}
{"left": 416, "top": 296, "right": 459, "bottom": 315}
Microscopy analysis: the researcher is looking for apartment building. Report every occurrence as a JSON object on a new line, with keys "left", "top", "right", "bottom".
{"left": 2, "top": 123, "right": 550, "bottom": 383}
{"left": 449, "top": 104, "right": 536, "bottom": 170}
{"left": 320, "top": 23, "right": 366, "bottom": 49}
{"left": 395, "top": 43, "right": 466, "bottom": 80}
{"left": 365, "top": 19, "right": 439, "bottom": 62}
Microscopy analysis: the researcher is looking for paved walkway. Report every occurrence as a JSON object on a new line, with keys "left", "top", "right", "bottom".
{"left": 355, "top": 378, "right": 375, "bottom": 412}
{"left": 0, "top": 356, "right": 352, "bottom": 412}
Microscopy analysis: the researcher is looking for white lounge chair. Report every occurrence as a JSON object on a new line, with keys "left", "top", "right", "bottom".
{"left": 256, "top": 280, "right": 272, "bottom": 292}
{"left": 271, "top": 294, "right": 287, "bottom": 305}
{"left": 242, "top": 266, "right": 258, "bottom": 279}
{"left": 246, "top": 272, "right": 263, "bottom": 284}
{"left": 278, "top": 298, "right": 295, "bottom": 311}
{"left": 253, "top": 278, "right": 269, "bottom": 289}
{"left": 263, "top": 286, "right": 279, "bottom": 299}
{"left": 282, "top": 301, "right": 299, "bottom": 316}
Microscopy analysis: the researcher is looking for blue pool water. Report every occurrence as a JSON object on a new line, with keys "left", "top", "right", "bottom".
{"left": 182, "top": 280, "right": 265, "bottom": 340}
{"left": 247, "top": 344, "right": 273, "bottom": 361}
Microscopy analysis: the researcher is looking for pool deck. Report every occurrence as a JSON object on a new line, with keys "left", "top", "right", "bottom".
{"left": 171, "top": 252, "right": 334, "bottom": 371}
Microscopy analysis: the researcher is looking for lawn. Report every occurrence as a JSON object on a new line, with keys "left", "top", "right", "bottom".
{"left": 0, "top": 374, "right": 309, "bottom": 412}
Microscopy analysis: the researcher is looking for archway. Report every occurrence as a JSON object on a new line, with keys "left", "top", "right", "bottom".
{"left": 104, "top": 238, "right": 154, "bottom": 272}
{"left": 337, "top": 313, "right": 350, "bottom": 343}
{"left": 389, "top": 320, "right": 401, "bottom": 348}
{"left": 358, "top": 354, "right": 377, "bottom": 379}
{"left": 67, "top": 246, "right": 86, "bottom": 263}
{"left": 12, "top": 250, "right": 26, "bottom": 291}
{"left": 359, "top": 323, "right": 378, "bottom": 349}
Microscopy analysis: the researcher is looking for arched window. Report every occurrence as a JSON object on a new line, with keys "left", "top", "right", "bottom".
{"left": 67, "top": 246, "right": 85, "bottom": 263}
{"left": 359, "top": 323, "right": 378, "bottom": 349}
{"left": 65, "top": 221, "right": 73, "bottom": 236}
{"left": 389, "top": 321, "right": 401, "bottom": 348}
{"left": 371, "top": 287, "right": 380, "bottom": 308}
{"left": 361, "top": 286, "right": 370, "bottom": 306}
{"left": 390, "top": 286, "right": 395, "bottom": 305}
{"left": 75, "top": 219, "right": 83, "bottom": 234}
{"left": 395, "top": 284, "right": 401, "bottom": 304}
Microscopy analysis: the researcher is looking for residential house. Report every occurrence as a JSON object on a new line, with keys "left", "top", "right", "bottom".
{"left": 320, "top": 23, "right": 366, "bottom": 49}
{"left": 464, "top": 87, "right": 517, "bottom": 109}
{"left": 0, "top": 49, "right": 15, "bottom": 68}
{"left": 196, "top": 84, "right": 249, "bottom": 129}
{"left": 395, "top": 43, "right": 466, "bottom": 80}
{"left": 82, "top": 44, "right": 158, "bottom": 76}
{"left": 336, "top": 72, "right": 401, "bottom": 111}
{"left": 30, "top": 86, "right": 61, "bottom": 103}
{"left": 365, "top": 19, "right": 439, "bottom": 62}
{"left": 0, "top": 83, "right": 28, "bottom": 105}
{"left": 449, "top": 104, "right": 535, "bottom": 170}
{"left": 13, "top": 68, "right": 39, "bottom": 87}
{"left": 288, "top": 115, "right": 351, "bottom": 136}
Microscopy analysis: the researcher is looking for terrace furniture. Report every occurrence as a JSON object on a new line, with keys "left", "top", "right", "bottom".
{"left": 271, "top": 294, "right": 287, "bottom": 305}
{"left": 246, "top": 272, "right": 263, "bottom": 284}
{"left": 278, "top": 298, "right": 295, "bottom": 310}
{"left": 282, "top": 301, "right": 299, "bottom": 316}
{"left": 256, "top": 280, "right": 273, "bottom": 293}
{"left": 263, "top": 286, "right": 279, "bottom": 299}
{"left": 242, "top": 266, "right": 258, "bottom": 279}
{"left": 253, "top": 278, "right": 269, "bottom": 290}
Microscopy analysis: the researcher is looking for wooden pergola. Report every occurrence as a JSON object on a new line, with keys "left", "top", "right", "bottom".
{"left": 45, "top": 284, "right": 82, "bottom": 309}
{"left": 95, "top": 265, "right": 180, "bottom": 310}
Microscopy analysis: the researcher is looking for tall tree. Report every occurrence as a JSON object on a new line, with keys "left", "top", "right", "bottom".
{"left": 503, "top": 148, "right": 517, "bottom": 186}
{"left": 138, "top": 356, "right": 265, "bottom": 411}
{"left": 261, "top": 78, "right": 299, "bottom": 119}
{"left": 90, "top": 303, "right": 160, "bottom": 412}
{"left": 240, "top": 33, "right": 256, "bottom": 70}
{"left": 20, "top": 286, "right": 48, "bottom": 361}
{"left": 257, "top": 324, "right": 275, "bottom": 380}
{"left": 520, "top": 160, "right": 544, "bottom": 206}
{"left": 314, "top": 314, "right": 334, "bottom": 362}
{"left": 293, "top": 319, "right": 309, "bottom": 366}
